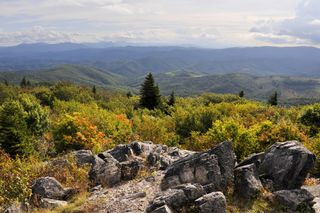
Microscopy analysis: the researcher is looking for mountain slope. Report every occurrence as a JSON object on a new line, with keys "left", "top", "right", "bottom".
{"left": 1, "top": 45, "right": 320, "bottom": 77}
{"left": 0, "top": 64, "right": 123, "bottom": 87}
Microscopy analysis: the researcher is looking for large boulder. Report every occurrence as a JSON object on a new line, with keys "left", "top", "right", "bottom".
{"left": 234, "top": 164, "right": 263, "bottom": 200}
{"left": 73, "top": 150, "right": 94, "bottom": 166}
{"left": 161, "top": 152, "right": 222, "bottom": 191}
{"left": 107, "top": 144, "right": 133, "bottom": 162}
{"left": 161, "top": 142, "right": 236, "bottom": 191}
{"left": 208, "top": 141, "right": 236, "bottom": 188}
{"left": 194, "top": 192, "right": 227, "bottom": 213}
{"left": 89, "top": 154, "right": 121, "bottom": 187}
{"left": 273, "top": 189, "right": 315, "bottom": 212}
{"left": 32, "top": 177, "right": 72, "bottom": 201}
{"left": 259, "top": 141, "right": 316, "bottom": 190}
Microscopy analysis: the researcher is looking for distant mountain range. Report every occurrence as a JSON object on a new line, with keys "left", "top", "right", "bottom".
{"left": 0, "top": 43, "right": 320, "bottom": 104}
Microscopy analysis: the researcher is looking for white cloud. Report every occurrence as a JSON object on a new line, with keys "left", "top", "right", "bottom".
{"left": 251, "top": 0, "right": 320, "bottom": 45}
{"left": 0, "top": 0, "right": 307, "bottom": 47}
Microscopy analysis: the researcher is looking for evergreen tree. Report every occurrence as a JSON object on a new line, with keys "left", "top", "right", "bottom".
{"left": 139, "top": 73, "right": 161, "bottom": 110}
{"left": 92, "top": 85, "right": 97, "bottom": 94}
{"left": 239, "top": 90, "right": 244, "bottom": 98}
{"left": 168, "top": 91, "right": 176, "bottom": 106}
{"left": 4, "top": 79, "right": 8, "bottom": 86}
{"left": 20, "top": 77, "right": 27, "bottom": 88}
{"left": 268, "top": 91, "right": 278, "bottom": 106}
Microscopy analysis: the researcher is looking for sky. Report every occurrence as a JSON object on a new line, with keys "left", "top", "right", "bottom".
{"left": 0, "top": 0, "right": 319, "bottom": 47}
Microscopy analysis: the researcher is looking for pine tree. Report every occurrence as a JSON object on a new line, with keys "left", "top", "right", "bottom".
{"left": 4, "top": 79, "right": 8, "bottom": 86}
{"left": 239, "top": 90, "right": 244, "bottom": 98}
{"left": 168, "top": 91, "right": 176, "bottom": 106}
{"left": 139, "top": 73, "right": 161, "bottom": 110}
{"left": 20, "top": 77, "right": 27, "bottom": 88}
{"left": 268, "top": 91, "right": 278, "bottom": 106}
{"left": 92, "top": 85, "right": 97, "bottom": 94}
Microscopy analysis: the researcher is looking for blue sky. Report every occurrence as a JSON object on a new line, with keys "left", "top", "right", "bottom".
{"left": 0, "top": 0, "right": 319, "bottom": 47}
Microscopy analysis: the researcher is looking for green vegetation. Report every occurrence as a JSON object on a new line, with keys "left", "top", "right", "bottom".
{"left": 139, "top": 73, "right": 161, "bottom": 110}
{"left": 0, "top": 76, "right": 319, "bottom": 210}
{"left": 1, "top": 65, "right": 320, "bottom": 105}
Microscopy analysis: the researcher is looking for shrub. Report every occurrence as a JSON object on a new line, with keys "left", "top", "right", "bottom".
{"left": 0, "top": 95, "right": 49, "bottom": 157}
{"left": 53, "top": 113, "right": 110, "bottom": 153}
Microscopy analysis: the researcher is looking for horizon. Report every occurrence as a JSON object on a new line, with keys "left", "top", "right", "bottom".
{"left": 0, "top": 0, "right": 319, "bottom": 48}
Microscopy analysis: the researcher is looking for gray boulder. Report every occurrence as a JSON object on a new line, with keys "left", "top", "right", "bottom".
{"left": 174, "top": 184, "right": 206, "bottom": 202}
{"left": 146, "top": 189, "right": 188, "bottom": 212}
{"left": 208, "top": 141, "right": 236, "bottom": 188}
{"left": 273, "top": 189, "right": 315, "bottom": 212}
{"left": 161, "top": 142, "right": 236, "bottom": 191}
{"left": 106, "top": 144, "right": 133, "bottom": 162}
{"left": 120, "top": 160, "right": 143, "bottom": 180}
{"left": 236, "top": 152, "right": 265, "bottom": 169}
{"left": 73, "top": 150, "right": 94, "bottom": 166}
{"left": 234, "top": 164, "right": 263, "bottom": 200}
{"left": 89, "top": 154, "right": 121, "bottom": 187}
{"left": 130, "top": 141, "right": 156, "bottom": 157}
{"left": 32, "top": 177, "right": 72, "bottom": 201}
{"left": 195, "top": 192, "right": 227, "bottom": 213}
{"left": 259, "top": 141, "right": 316, "bottom": 190}
{"left": 161, "top": 152, "right": 222, "bottom": 191}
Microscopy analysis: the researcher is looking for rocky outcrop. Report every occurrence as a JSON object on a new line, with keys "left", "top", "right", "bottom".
{"left": 195, "top": 192, "right": 226, "bottom": 213}
{"left": 208, "top": 141, "right": 236, "bottom": 188}
{"left": 32, "top": 177, "right": 75, "bottom": 201}
{"left": 259, "top": 141, "right": 316, "bottom": 190}
{"left": 161, "top": 141, "right": 235, "bottom": 191}
{"left": 29, "top": 140, "right": 317, "bottom": 212}
{"left": 89, "top": 154, "right": 121, "bottom": 187}
{"left": 273, "top": 189, "right": 315, "bottom": 212}
{"left": 234, "top": 164, "right": 263, "bottom": 200}
{"left": 73, "top": 149, "right": 94, "bottom": 166}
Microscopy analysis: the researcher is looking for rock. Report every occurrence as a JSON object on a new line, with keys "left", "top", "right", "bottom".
{"left": 107, "top": 144, "right": 133, "bottom": 162}
{"left": 273, "top": 189, "right": 315, "bottom": 212}
{"left": 151, "top": 205, "right": 173, "bottom": 213}
{"left": 146, "top": 189, "right": 188, "bottom": 212}
{"left": 160, "top": 157, "right": 171, "bottom": 170}
{"left": 73, "top": 150, "right": 94, "bottom": 166}
{"left": 174, "top": 184, "right": 206, "bottom": 202}
{"left": 121, "top": 160, "right": 143, "bottom": 181}
{"left": 89, "top": 154, "right": 121, "bottom": 187}
{"left": 259, "top": 141, "right": 316, "bottom": 190}
{"left": 195, "top": 192, "right": 227, "bottom": 213}
{"left": 161, "top": 152, "right": 222, "bottom": 191}
{"left": 208, "top": 141, "right": 236, "bottom": 188}
{"left": 236, "top": 152, "right": 265, "bottom": 169}
{"left": 302, "top": 184, "right": 320, "bottom": 213}
{"left": 40, "top": 198, "right": 68, "bottom": 209}
{"left": 147, "top": 152, "right": 160, "bottom": 167}
{"left": 234, "top": 164, "right": 263, "bottom": 200}
{"left": 32, "top": 177, "right": 70, "bottom": 200}
{"left": 130, "top": 141, "right": 155, "bottom": 157}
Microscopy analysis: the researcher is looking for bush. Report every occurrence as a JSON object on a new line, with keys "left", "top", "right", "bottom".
{"left": 53, "top": 113, "right": 110, "bottom": 153}
{"left": 0, "top": 95, "right": 49, "bottom": 157}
